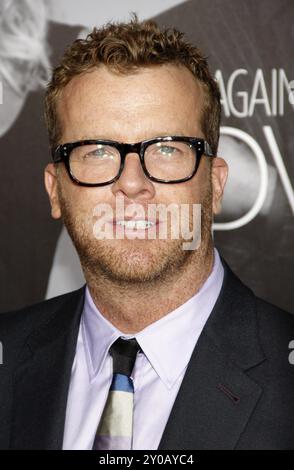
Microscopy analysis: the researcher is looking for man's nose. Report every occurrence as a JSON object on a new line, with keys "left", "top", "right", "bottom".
{"left": 111, "top": 152, "right": 155, "bottom": 200}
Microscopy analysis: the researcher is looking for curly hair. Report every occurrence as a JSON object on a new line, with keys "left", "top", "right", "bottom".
{"left": 44, "top": 15, "right": 221, "bottom": 155}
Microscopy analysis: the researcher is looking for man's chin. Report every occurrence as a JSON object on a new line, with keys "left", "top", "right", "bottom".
{"left": 81, "top": 238, "right": 190, "bottom": 285}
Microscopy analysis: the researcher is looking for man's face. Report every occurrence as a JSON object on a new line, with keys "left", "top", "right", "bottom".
{"left": 45, "top": 64, "right": 227, "bottom": 284}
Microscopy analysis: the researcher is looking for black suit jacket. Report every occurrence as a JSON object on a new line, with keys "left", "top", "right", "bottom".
{"left": 0, "top": 259, "right": 294, "bottom": 450}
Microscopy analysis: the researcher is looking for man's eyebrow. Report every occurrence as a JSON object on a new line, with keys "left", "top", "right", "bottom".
{"left": 77, "top": 132, "right": 188, "bottom": 142}
{"left": 78, "top": 135, "right": 109, "bottom": 140}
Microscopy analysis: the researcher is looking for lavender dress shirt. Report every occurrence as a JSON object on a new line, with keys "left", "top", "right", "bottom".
{"left": 62, "top": 248, "right": 224, "bottom": 450}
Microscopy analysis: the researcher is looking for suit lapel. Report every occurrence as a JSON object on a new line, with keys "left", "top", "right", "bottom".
{"left": 10, "top": 287, "right": 85, "bottom": 450}
{"left": 158, "top": 261, "right": 266, "bottom": 450}
{"left": 158, "top": 331, "right": 264, "bottom": 450}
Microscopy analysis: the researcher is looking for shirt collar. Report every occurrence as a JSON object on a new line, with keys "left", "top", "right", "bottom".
{"left": 82, "top": 248, "right": 224, "bottom": 388}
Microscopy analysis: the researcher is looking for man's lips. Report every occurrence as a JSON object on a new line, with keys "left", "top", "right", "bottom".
{"left": 104, "top": 217, "right": 163, "bottom": 235}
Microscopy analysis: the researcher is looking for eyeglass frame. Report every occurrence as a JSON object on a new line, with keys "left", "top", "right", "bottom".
{"left": 52, "top": 135, "right": 215, "bottom": 187}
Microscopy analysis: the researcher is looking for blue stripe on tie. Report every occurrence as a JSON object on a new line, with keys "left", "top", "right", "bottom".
{"left": 110, "top": 373, "right": 134, "bottom": 392}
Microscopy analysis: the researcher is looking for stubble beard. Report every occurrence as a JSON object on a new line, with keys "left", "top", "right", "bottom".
{"left": 57, "top": 184, "right": 213, "bottom": 289}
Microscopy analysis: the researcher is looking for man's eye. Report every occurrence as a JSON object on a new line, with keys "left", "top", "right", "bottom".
{"left": 158, "top": 145, "right": 177, "bottom": 156}
{"left": 86, "top": 147, "right": 112, "bottom": 159}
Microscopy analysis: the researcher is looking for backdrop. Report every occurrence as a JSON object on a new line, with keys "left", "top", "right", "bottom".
{"left": 0, "top": 0, "right": 293, "bottom": 313}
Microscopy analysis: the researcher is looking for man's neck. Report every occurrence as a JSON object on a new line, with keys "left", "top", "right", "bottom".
{"left": 85, "top": 242, "right": 215, "bottom": 334}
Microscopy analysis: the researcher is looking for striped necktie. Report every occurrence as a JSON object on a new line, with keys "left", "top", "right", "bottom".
{"left": 93, "top": 337, "right": 141, "bottom": 450}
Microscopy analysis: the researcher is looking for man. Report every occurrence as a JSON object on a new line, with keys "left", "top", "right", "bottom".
{"left": 0, "top": 16, "right": 294, "bottom": 450}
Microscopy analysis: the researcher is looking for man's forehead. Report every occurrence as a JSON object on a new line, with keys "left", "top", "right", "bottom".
{"left": 56, "top": 64, "right": 204, "bottom": 142}
{"left": 59, "top": 63, "right": 203, "bottom": 107}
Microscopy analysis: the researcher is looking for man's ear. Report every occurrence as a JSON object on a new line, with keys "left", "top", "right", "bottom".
{"left": 211, "top": 156, "right": 229, "bottom": 215}
{"left": 44, "top": 163, "right": 62, "bottom": 219}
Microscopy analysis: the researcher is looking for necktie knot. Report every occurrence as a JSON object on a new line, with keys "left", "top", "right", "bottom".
{"left": 109, "top": 337, "right": 141, "bottom": 377}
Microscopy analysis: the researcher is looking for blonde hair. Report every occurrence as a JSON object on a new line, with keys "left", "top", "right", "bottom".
{"left": 0, "top": 0, "right": 50, "bottom": 95}
{"left": 45, "top": 15, "right": 221, "bottom": 154}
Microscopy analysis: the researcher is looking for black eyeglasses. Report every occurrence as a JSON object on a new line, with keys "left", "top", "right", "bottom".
{"left": 52, "top": 135, "right": 214, "bottom": 187}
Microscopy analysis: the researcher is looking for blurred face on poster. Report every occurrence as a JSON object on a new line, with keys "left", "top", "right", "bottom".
{"left": 0, "top": 0, "right": 50, "bottom": 137}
